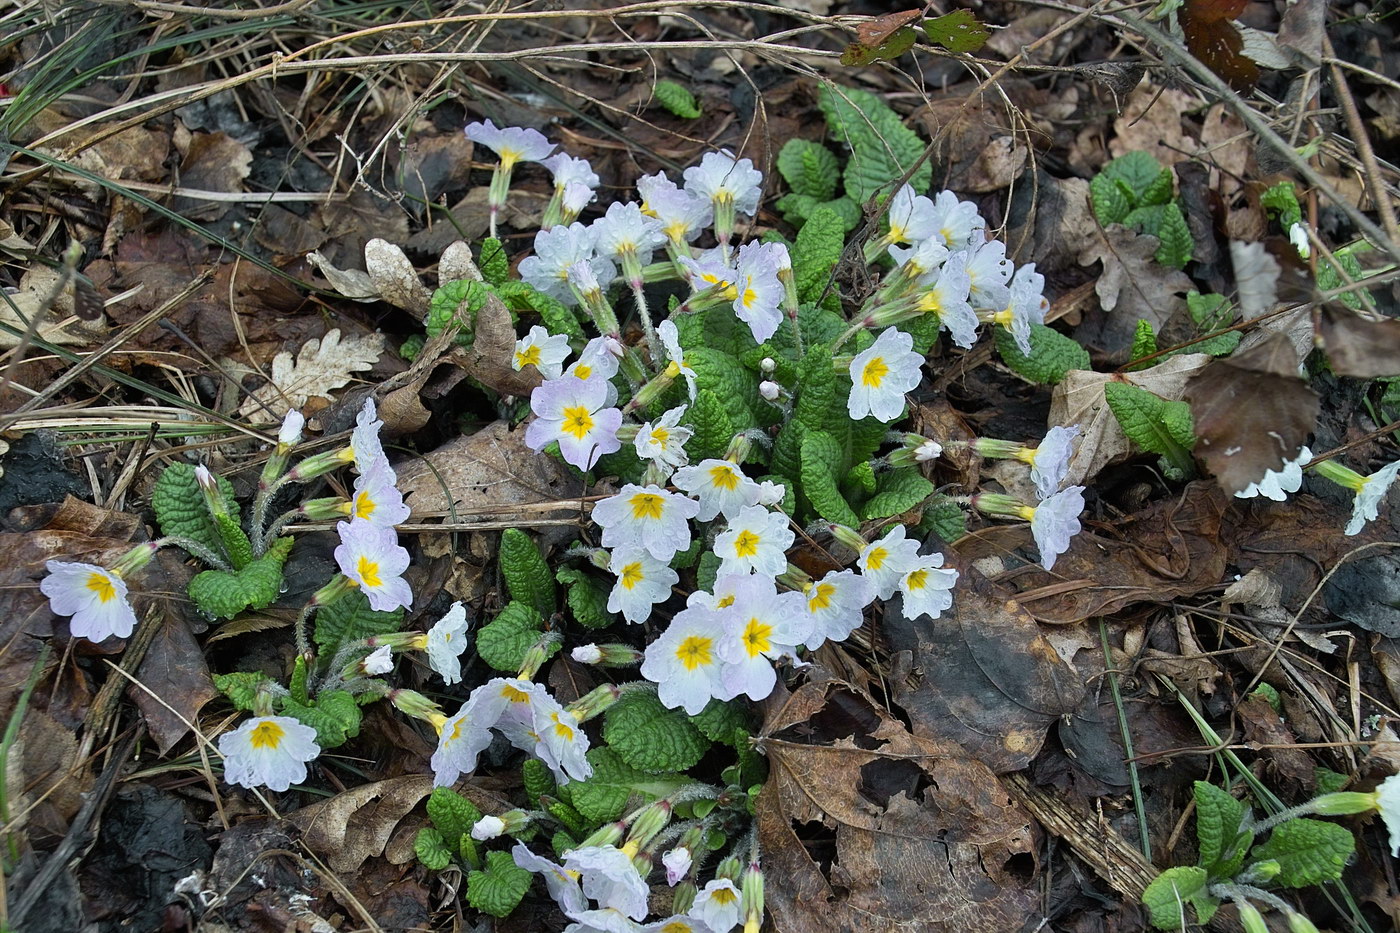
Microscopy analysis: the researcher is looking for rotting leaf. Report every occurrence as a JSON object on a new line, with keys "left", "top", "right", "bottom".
{"left": 1077, "top": 225, "right": 1193, "bottom": 354}
{"left": 855, "top": 9, "right": 922, "bottom": 46}
{"left": 237, "top": 328, "right": 385, "bottom": 420}
{"left": 922, "top": 9, "right": 991, "bottom": 53}
{"left": 755, "top": 678, "right": 1036, "bottom": 932}
{"left": 883, "top": 568, "right": 1084, "bottom": 771}
{"left": 1184, "top": 333, "right": 1318, "bottom": 494}
{"left": 1315, "top": 304, "right": 1400, "bottom": 378}
{"left": 365, "top": 238, "right": 433, "bottom": 316}
{"left": 841, "top": 26, "right": 918, "bottom": 67}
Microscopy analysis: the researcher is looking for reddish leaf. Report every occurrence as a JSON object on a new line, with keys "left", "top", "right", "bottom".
{"left": 1183, "top": 0, "right": 1249, "bottom": 23}
{"left": 1184, "top": 333, "right": 1319, "bottom": 494}
{"left": 841, "top": 26, "right": 918, "bottom": 67}
{"left": 1180, "top": 6, "right": 1259, "bottom": 92}
{"left": 856, "top": 9, "right": 922, "bottom": 46}
{"left": 1315, "top": 304, "right": 1400, "bottom": 378}
{"left": 922, "top": 9, "right": 990, "bottom": 54}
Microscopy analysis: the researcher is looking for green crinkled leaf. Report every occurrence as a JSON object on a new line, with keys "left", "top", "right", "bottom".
{"left": 682, "top": 389, "right": 734, "bottom": 462}
{"left": 214, "top": 512, "right": 253, "bottom": 570}
{"left": 1142, "top": 866, "right": 1211, "bottom": 930}
{"left": 842, "top": 460, "right": 877, "bottom": 502}
{"left": 543, "top": 795, "right": 588, "bottom": 835}
{"left": 778, "top": 138, "right": 840, "bottom": 202}
{"left": 475, "top": 601, "right": 553, "bottom": 673}
{"left": 152, "top": 463, "right": 240, "bottom": 561}
{"left": 1192, "top": 781, "right": 1245, "bottom": 868}
{"left": 1135, "top": 202, "right": 1193, "bottom": 269}
{"left": 1185, "top": 291, "right": 1241, "bottom": 356}
{"left": 399, "top": 333, "right": 425, "bottom": 362}
{"left": 1128, "top": 319, "right": 1158, "bottom": 371}
{"left": 478, "top": 237, "right": 510, "bottom": 286}
{"left": 501, "top": 528, "right": 556, "bottom": 616}
{"left": 415, "top": 827, "right": 453, "bottom": 870}
{"left": 278, "top": 689, "right": 362, "bottom": 748}
{"left": 995, "top": 323, "right": 1091, "bottom": 385}
{"left": 676, "top": 304, "right": 757, "bottom": 358}
{"left": 1317, "top": 247, "right": 1369, "bottom": 310}
{"left": 670, "top": 536, "right": 703, "bottom": 570}
{"left": 818, "top": 84, "right": 931, "bottom": 204}
{"left": 187, "top": 536, "right": 294, "bottom": 621}
{"left": 1261, "top": 181, "right": 1302, "bottom": 229}
{"left": 593, "top": 445, "right": 648, "bottom": 486}
{"left": 603, "top": 690, "right": 710, "bottom": 774}
{"left": 918, "top": 495, "right": 967, "bottom": 543}
{"left": 801, "top": 431, "right": 860, "bottom": 526}
{"left": 1098, "top": 151, "right": 1164, "bottom": 204}
{"left": 697, "top": 551, "right": 720, "bottom": 592}
{"left": 1249, "top": 817, "right": 1355, "bottom": 888}
{"left": 1140, "top": 167, "right": 1176, "bottom": 207}
{"left": 792, "top": 207, "right": 847, "bottom": 304}
{"left": 497, "top": 279, "right": 584, "bottom": 342}
{"left": 556, "top": 566, "right": 614, "bottom": 630}
{"left": 767, "top": 304, "right": 849, "bottom": 362}
{"left": 921, "top": 8, "right": 990, "bottom": 52}
{"left": 312, "top": 588, "right": 404, "bottom": 658}
{"left": 794, "top": 343, "right": 838, "bottom": 432}
{"left": 1315, "top": 768, "right": 1351, "bottom": 795}
{"left": 686, "top": 347, "right": 759, "bottom": 431}
{"left": 467, "top": 850, "right": 532, "bottom": 918}
{"left": 212, "top": 671, "right": 275, "bottom": 712}
{"left": 691, "top": 698, "right": 753, "bottom": 743}
{"left": 770, "top": 421, "right": 806, "bottom": 488}
{"left": 862, "top": 468, "right": 934, "bottom": 520}
{"left": 1104, "top": 382, "right": 1196, "bottom": 460}
{"left": 522, "top": 757, "right": 557, "bottom": 805}
{"left": 428, "top": 785, "right": 483, "bottom": 841}
{"left": 427, "top": 279, "right": 491, "bottom": 346}
{"left": 569, "top": 747, "right": 687, "bottom": 823}
{"left": 775, "top": 192, "right": 819, "bottom": 226}
{"left": 1090, "top": 171, "right": 1133, "bottom": 226}
{"left": 653, "top": 79, "right": 701, "bottom": 119}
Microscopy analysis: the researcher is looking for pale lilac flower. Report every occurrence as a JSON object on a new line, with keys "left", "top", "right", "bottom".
{"left": 858, "top": 524, "right": 922, "bottom": 600}
{"left": 927, "top": 190, "right": 985, "bottom": 249}
{"left": 1028, "top": 425, "right": 1081, "bottom": 500}
{"left": 682, "top": 150, "right": 763, "bottom": 217}
{"left": 41, "top": 561, "right": 138, "bottom": 641}
{"left": 525, "top": 375, "right": 623, "bottom": 471}
{"left": 1030, "top": 486, "right": 1085, "bottom": 570}
{"left": 514, "top": 325, "right": 571, "bottom": 379}
{"left": 1236, "top": 446, "right": 1311, "bottom": 502}
{"left": 1346, "top": 460, "right": 1400, "bottom": 536}
{"left": 897, "top": 553, "right": 959, "bottom": 621}
{"left": 994, "top": 262, "right": 1048, "bottom": 356}
{"left": 916, "top": 251, "right": 978, "bottom": 348}
{"left": 513, "top": 843, "right": 588, "bottom": 915}
{"left": 964, "top": 239, "right": 1013, "bottom": 312}
{"left": 715, "top": 574, "right": 810, "bottom": 701}
{"left": 1374, "top": 775, "right": 1400, "bottom": 856}
{"left": 592, "top": 201, "right": 667, "bottom": 267}
{"left": 691, "top": 878, "right": 743, "bottom": 933}
{"left": 731, "top": 241, "right": 784, "bottom": 344}
{"left": 334, "top": 518, "right": 413, "bottom": 612}
{"left": 888, "top": 236, "right": 950, "bottom": 279}
{"left": 759, "top": 380, "right": 780, "bottom": 402}
{"left": 566, "top": 335, "right": 623, "bottom": 384}
{"left": 592, "top": 484, "right": 699, "bottom": 562}
{"left": 649, "top": 185, "right": 713, "bottom": 246}
{"left": 543, "top": 153, "right": 600, "bottom": 193}
{"left": 678, "top": 248, "right": 737, "bottom": 293}
{"left": 662, "top": 847, "right": 693, "bottom": 886}
{"left": 886, "top": 184, "right": 938, "bottom": 245}
{"left": 673, "top": 459, "right": 760, "bottom": 522}
{"left": 464, "top": 119, "right": 554, "bottom": 169}
{"left": 607, "top": 545, "right": 680, "bottom": 624}
{"left": 658, "top": 320, "right": 698, "bottom": 399}
{"left": 640, "top": 605, "right": 730, "bottom": 714}
{"left": 431, "top": 696, "right": 499, "bottom": 787}
{"left": 350, "top": 458, "right": 411, "bottom": 527}
{"left": 801, "top": 569, "right": 875, "bottom": 650}
{"left": 637, "top": 171, "right": 678, "bottom": 211}
{"left": 219, "top": 715, "right": 320, "bottom": 792}
{"left": 426, "top": 602, "right": 470, "bottom": 685}
{"left": 363, "top": 644, "right": 394, "bottom": 675}
{"left": 562, "top": 182, "right": 596, "bottom": 220}
{"left": 713, "top": 504, "right": 793, "bottom": 578}
{"left": 634, "top": 405, "right": 692, "bottom": 473}
{"left": 564, "top": 845, "right": 650, "bottom": 920}
{"left": 520, "top": 224, "right": 616, "bottom": 306}
{"left": 346, "top": 397, "right": 389, "bottom": 473}
{"left": 847, "top": 326, "right": 924, "bottom": 423}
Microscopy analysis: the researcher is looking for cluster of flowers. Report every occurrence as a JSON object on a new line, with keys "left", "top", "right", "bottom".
{"left": 1234, "top": 443, "right": 1400, "bottom": 536}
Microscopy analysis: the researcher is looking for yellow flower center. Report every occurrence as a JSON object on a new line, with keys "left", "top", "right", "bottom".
{"left": 675, "top": 634, "right": 714, "bottom": 670}
{"left": 561, "top": 405, "right": 595, "bottom": 440}
{"left": 906, "top": 569, "right": 928, "bottom": 591}
{"left": 741, "top": 283, "right": 757, "bottom": 309}
{"left": 86, "top": 571, "right": 116, "bottom": 603}
{"left": 550, "top": 712, "right": 575, "bottom": 741}
{"left": 650, "top": 426, "right": 671, "bottom": 445}
{"left": 865, "top": 546, "right": 887, "bottom": 571}
{"left": 733, "top": 530, "right": 760, "bottom": 558}
{"left": 515, "top": 344, "right": 542, "bottom": 369}
{"left": 716, "top": 594, "right": 736, "bottom": 609}
{"left": 501, "top": 684, "right": 533, "bottom": 704}
{"left": 663, "top": 220, "right": 688, "bottom": 242}
{"left": 742, "top": 617, "right": 773, "bottom": 657}
{"left": 862, "top": 356, "right": 889, "bottom": 388}
{"left": 711, "top": 886, "right": 740, "bottom": 906}
{"left": 629, "top": 492, "right": 665, "bottom": 520}
{"left": 808, "top": 582, "right": 836, "bottom": 611}
{"left": 918, "top": 292, "right": 943, "bottom": 315}
{"left": 249, "top": 720, "right": 285, "bottom": 750}
{"left": 660, "top": 923, "right": 693, "bottom": 933}
{"left": 664, "top": 359, "right": 682, "bottom": 379}
{"left": 620, "top": 562, "right": 644, "bottom": 590}
{"left": 499, "top": 148, "right": 522, "bottom": 170}
{"left": 353, "top": 490, "right": 377, "bottom": 520}
{"left": 709, "top": 463, "right": 740, "bottom": 491}
{"left": 357, "top": 555, "right": 382, "bottom": 588}
{"left": 573, "top": 363, "right": 592, "bottom": 380}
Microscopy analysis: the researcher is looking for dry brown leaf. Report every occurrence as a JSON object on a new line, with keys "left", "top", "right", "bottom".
{"left": 395, "top": 419, "right": 588, "bottom": 517}
{"left": 965, "top": 136, "right": 1028, "bottom": 192}
{"left": 1316, "top": 304, "right": 1400, "bottom": 378}
{"left": 365, "top": 238, "right": 432, "bottom": 317}
{"left": 1077, "top": 225, "right": 1193, "bottom": 344}
{"left": 237, "top": 328, "right": 386, "bottom": 419}
{"left": 1004, "top": 175, "right": 1097, "bottom": 275}
{"left": 306, "top": 250, "right": 377, "bottom": 300}
{"left": 1109, "top": 84, "right": 1199, "bottom": 167}
{"left": 0, "top": 265, "right": 107, "bottom": 348}
{"left": 454, "top": 288, "right": 541, "bottom": 397}
{"left": 438, "top": 240, "right": 481, "bottom": 286}
{"left": 1048, "top": 354, "right": 1210, "bottom": 487}
{"left": 173, "top": 132, "right": 252, "bottom": 221}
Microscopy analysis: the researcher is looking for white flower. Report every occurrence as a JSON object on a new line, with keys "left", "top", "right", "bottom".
{"left": 334, "top": 519, "right": 413, "bottom": 612}
{"left": 648, "top": 185, "right": 713, "bottom": 246}
{"left": 472, "top": 815, "right": 506, "bottom": 840}
{"left": 426, "top": 602, "right": 471, "bottom": 685}
{"left": 637, "top": 171, "right": 678, "bottom": 210}
{"left": 350, "top": 458, "right": 411, "bottom": 527}
{"left": 801, "top": 569, "right": 875, "bottom": 650}
{"left": 858, "top": 524, "right": 922, "bottom": 599}
{"left": 914, "top": 251, "right": 978, "bottom": 349}
{"left": 525, "top": 375, "right": 623, "bottom": 471}
{"left": 432, "top": 678, "right": 543, "bottom": 786}
{"left": 759, "top": 381, "right": 780, "bottom": 402}
{"left": 1346, "top": 460, "right": 1400, "bottom": 536}
{"left": 218, "top": 715, "right": 320, "bottom": 792}
{"left": 566, "top": 908, "right": 643, "bottom": 933}
{"left": 658, "top": 320, "right": 698, "bottom": 399}
{"left": 278, "top": 409, "right": 305, "bottom": 446}
{"left": 754, "top": 480, "right": 786, "bottom": 507}
{"left": 347, "top": 397, "right": 389, "bottom": 473}
{"left": 897, "top": 553, "right": 959, "bottom": 621}
{"left": 1027, "top": 425, "right": 1081, "bottom": 500}
{"left": 528, "top": 691, "right": 592, "bottom": 783}
{"left": 964, "top": 239, "right": 1013, "bottom": 312}
{"left": 543, "top": 153, "right": 599, "bottom": 193}
{"left": 691, "top": 878, "right": 743, "bottom": 932}
{"left": 662, "top": 847, "right": 692, "bottom": 886}
{"left": 713, "top": 505, "right": 793, "bottom": 577}
{"left": 1289, "top": 221, "right": 1311, "bottom": 259}
{"left": 41, "top": 561, "right": 138, "bottom": 641}
{"left": 363, "top": 644, "right": 394, "bottom": 675}
{"left": 995, "top": 262, "right": 1048, "bottom": 356}
{"left": 886, "top": 184, "right": 938, "bottom": 245}
{"left": 1030, "top": 486, "right": 1085, "bottom": 570}
{"left": 927, "top": 189, "right": 985, "bottom": 249}
{"left": 847, "top": 326, "right": 923, "bottom": 423}
{"left": 464, "top": 118, "right": 554, "bottom": 169}
{"left": 520, "top": 223, "right": 615, "bottom": 306}
{"left": 677, "top": 249, "right": 736, "bottom": 294}
{"left": 592, "top": 484, "right": 699, "bottom": 562}
{"left": 573, "top": 644, "right": 604, "bottom": 664}
{"left": 563, "top": 845, "right": 650, "bottom": 921}
{"left": 634, "top": 406, "right": 692, "bottom": 473}
{"left": 513, "top": 843, "right": 588, "bottom": 916}
{"left": 673, "top": 459, "right": 761, "bottom": 522}
{"left": 592, "top": 201, "right": 667, "bottom": 268}
{"left": 562, "top": 181, "right": 595, "bottom": 218}
{"left": 715, "top": 574, "right": 810, "bottom": 701}
{"left": 566, "top": 335, "right": 623, "bottom": 384}
{"left": 606, "top": 545, "right": 680, "bottom": 624}
{"left": 514, "top": 325, "right": 571, "bottom": 379}
{"left": 430, "top": 697, "right": 498, "bottom": 787}
{"left": 915, "top": 439, "right": 943, "bottom": 463}
{"left": 682, "top": 150, "right": 763, "bottom": 217}
{"left": 732, "top": 240, "right": 784, "bottom": 344}
{"left": 1374, "top": 774, "right": 1400, "bottom": 856}
{"left": 1236, "top": 446, "right": 1311, "bottom": 501}
{"left": 642, "top": 918, "right": 710, "bottom": 933}
{"left": 640, "top": 605, "right": 730, "bottom": 714}
{"left": 888, "top": 236, "right": 950, "bottom": 279}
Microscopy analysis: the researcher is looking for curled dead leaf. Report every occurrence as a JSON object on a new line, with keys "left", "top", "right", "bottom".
{"left": 1315, "top": 304, "right": 1400, "bottom": 378}
{"left": 364, "top": 238, "right": 432, "bottom": 317}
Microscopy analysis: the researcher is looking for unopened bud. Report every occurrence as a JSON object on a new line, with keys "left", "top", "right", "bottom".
{"left": 759, "top": 380, "right": 780, "bottom": 401}
{"left": 1238, "top": 902, "right": 1268, "bottom": 933}
{"left": 759, "top": 357, "right": 776, "bottom": 374}
{"left": 571, "top": 643, "right": 643, "bottom": 668}
{"left": 360, "top": 645, "right": 394, "bottom": 675}
{"left": 828, "top": 523, "right": 868, "bottom": 555}
{"left": 662, "top": 847, "right": 693, "bottom": 886}
{"left": 915, "top": 439, "right": 943, "bottom": 463}
{"left": 567, "top": 683, "right": 622, "bottom": 722}
{"left": 387, "top": 688, "right": 444, "bottom": 723}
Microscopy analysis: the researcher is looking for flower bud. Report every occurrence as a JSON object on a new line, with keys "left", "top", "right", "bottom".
{"left": 111, "top": 540, "right": 160, "bottom": 577}
{"left": 759, "top": 381, "right": 780, "bottom": 402}
{"left": 662, "top": 847, "right": 693, "bottom": 886}
{"left": 625, "top": 800, "right": 673, "bottom": 852}
{"left": 579, "top": 820, "right": 626, "bottom": 849}
{"left": 1287, "top": 910, "right": 1321, "bottom": 933}
{"left": 915, "top": 439, "right": 943, "bottom": 463}
{"left": 571, "top": 643, "right": 643, "bottom": 668}
{"left": 567, "top": 683, "right": 622, "bottom": 722}
{"left": 471, "top": 815, "right": 506, "bottom": 840}
{"left": 828, "top": 523, "right": 868, "bottom": 555}
{"left": 300, "top": 496, "right": 350, "bottom": 521}
{"left": 1310, "top": 791, "right": 1378, "bottom": 815}
{"left": 1238, "top": 901, "right": 1268, "bottom": 933}
{"left": 741, "top": 861, "right": 765, "bottom": 933}
{"left": 387, "top": 688, "right": 444, "bottom": 723}
{"left": 360, "top": 645, "right": 394, "bottom": 675}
